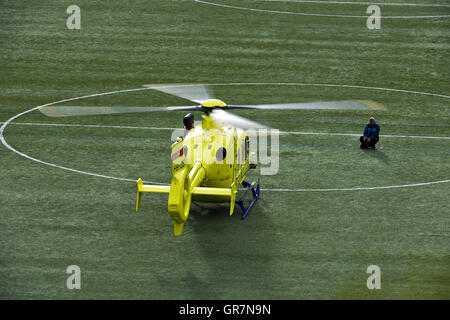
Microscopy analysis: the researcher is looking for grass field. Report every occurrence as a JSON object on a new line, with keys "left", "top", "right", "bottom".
{"left": 1, "top": 0, "right": 449, "bottom": 299}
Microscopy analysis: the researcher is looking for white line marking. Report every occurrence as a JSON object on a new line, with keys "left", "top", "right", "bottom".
{"left": 1, "top": 82, "right": 449, "bottom": 191}
{"left": 195, "top": 0, "right": 450, "bottom": 18}
{"left": 263, "top": 179, "right": 450, "bottom": 192}
{"left": 206, "top": 82, "right": 450, "bottom": 99}
{"left": 0, "top": 122, "right": 178, "bottom": 131}
{"left": 0, "top": 87, "right": 168, "bottom": 185}
{"left": 259, "top": 0, "right": 450, "bottom": 7}
{"left": 284, "top": 131, "right": 450, "bottom": 140}
{"left": 2, "top": 122, "right": 449, "bottom": 140}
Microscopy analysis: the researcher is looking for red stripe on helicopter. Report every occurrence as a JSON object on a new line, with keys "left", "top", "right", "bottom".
{"left": 171, "top": 148, "right": 184, "bottom": 161}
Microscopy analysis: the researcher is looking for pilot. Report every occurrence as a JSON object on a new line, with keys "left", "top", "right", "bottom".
{"left": 183, "top": 113, "right": 194, "bottom": 131}
{"left": 360, "top": 117, "right": 380, "bottom": 149}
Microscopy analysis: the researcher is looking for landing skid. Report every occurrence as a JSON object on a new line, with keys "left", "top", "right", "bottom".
{"left": 235, "top": 180, "right": 260, "bottom": 220}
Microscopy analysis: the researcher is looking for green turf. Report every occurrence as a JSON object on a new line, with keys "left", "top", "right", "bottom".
{"left": 0, "top": 0, "right": 449, "bottom": 299}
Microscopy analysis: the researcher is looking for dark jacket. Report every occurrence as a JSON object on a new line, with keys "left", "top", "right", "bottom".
{"left": 363, "top": 123, "right": 380, "bottom": 140}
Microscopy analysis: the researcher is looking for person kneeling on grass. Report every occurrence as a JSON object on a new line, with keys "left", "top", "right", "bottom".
{"left": 360, "top": 117, "right": 380, "bottom": 149}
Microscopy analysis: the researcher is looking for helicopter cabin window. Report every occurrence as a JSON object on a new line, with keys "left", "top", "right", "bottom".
{"left": 241, "top": 136, "right": 249, "bottom": 163}
{"left": 245, "top": 136, "right": 250, "bottom": 159}
{"left": 216, "top": 147, "right": 227, "bottom": 162}
{"left": 239, "top": 136, "right": 250, "bottom": 163}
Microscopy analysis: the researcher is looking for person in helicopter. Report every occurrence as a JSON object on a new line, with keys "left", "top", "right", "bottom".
{"left": 183, "top": 113, "right": 194, "bottom": 131}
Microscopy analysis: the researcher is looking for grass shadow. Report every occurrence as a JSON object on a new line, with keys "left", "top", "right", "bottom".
{"left": 362, "top": 148, "right": 390, "bottom": 164}
{"left": 180, "top": 199, "right": 278, "bottom": 299}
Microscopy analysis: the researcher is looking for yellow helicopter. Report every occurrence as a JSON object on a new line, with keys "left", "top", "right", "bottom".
{"left": 39, "top": 84, "right": 383, "bottom": 236}
{"left": 136, "top": 98, "right": 261, "bottom": 236}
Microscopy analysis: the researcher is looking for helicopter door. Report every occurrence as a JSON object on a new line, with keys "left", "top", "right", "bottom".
{"left": 233, "top": 135, "right": 238, "bottom": 181}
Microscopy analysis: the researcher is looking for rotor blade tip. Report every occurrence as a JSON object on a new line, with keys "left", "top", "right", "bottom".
{"left": 358, "top": 100, "right": 387, "bottom": 111}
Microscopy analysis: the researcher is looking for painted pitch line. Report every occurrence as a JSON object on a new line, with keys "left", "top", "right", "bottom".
{"left": 195, "top": 0, "right": 450, "bottom": 18}
{"left": 281, "top": 142, "right": 450, "bottom": 151}
{"left": 1, "top": 83, "right": 449, "bottom": 191}
{"left": 6, "top": 133, "right": 171, "bottom": 142}
{"left": 2, "top": 111, "right": 449, "bottom": 129}
{"left": 256, "top": 119, "right": 450, "bottom": 129}
{"left": 204, "top": 82, "right": 450, "bottom": 100}
{"left": 0, "top": 87, "right": 166, "bottom": 185}
{"left": 262, "top": 179, "right": 450, "bottom": 192}
{"left": 259, "top": 0, "right": 450, "bottom": 7}
{"left": 1, "top": 122, "right": 449, "bottom": 140}
{"left": 6, "top": 132, "right": 450, "bottom": 151}
{"left": 5, "top": 131, "right": 450, "bottom": 151}
{"left": 284, "top": 131, "right": 450, "bottom": 140}
{"left": 0, "top": 122, "right": 178, "bottom": 131}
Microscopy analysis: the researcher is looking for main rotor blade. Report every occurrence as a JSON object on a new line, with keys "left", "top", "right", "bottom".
{"left": 228, "top": 100, "right": 386, "bottom": 111}
{"left": 209, "top": 109, "right": 268, "bottom": 130}
{"left": 143, "top": 84, "right": 214, "bottom": 104}
{"left": 39, "top": 105, "right": 202, "bottom": 117}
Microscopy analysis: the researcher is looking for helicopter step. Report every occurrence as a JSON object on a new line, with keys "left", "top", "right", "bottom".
{"left": 235, "top": 180, "right": 260, "bottom": 220}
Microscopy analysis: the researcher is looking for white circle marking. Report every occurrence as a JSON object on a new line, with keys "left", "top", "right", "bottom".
{"left": 1, "top": 82, "right": 449, "bottom": 191}
{"left": 195, "top": 0, "right": 450, "bottom": 19}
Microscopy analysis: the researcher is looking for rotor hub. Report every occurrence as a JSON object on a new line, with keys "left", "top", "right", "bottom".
{"left": 201, "top": 99, "right": 227, "bottom": 108}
